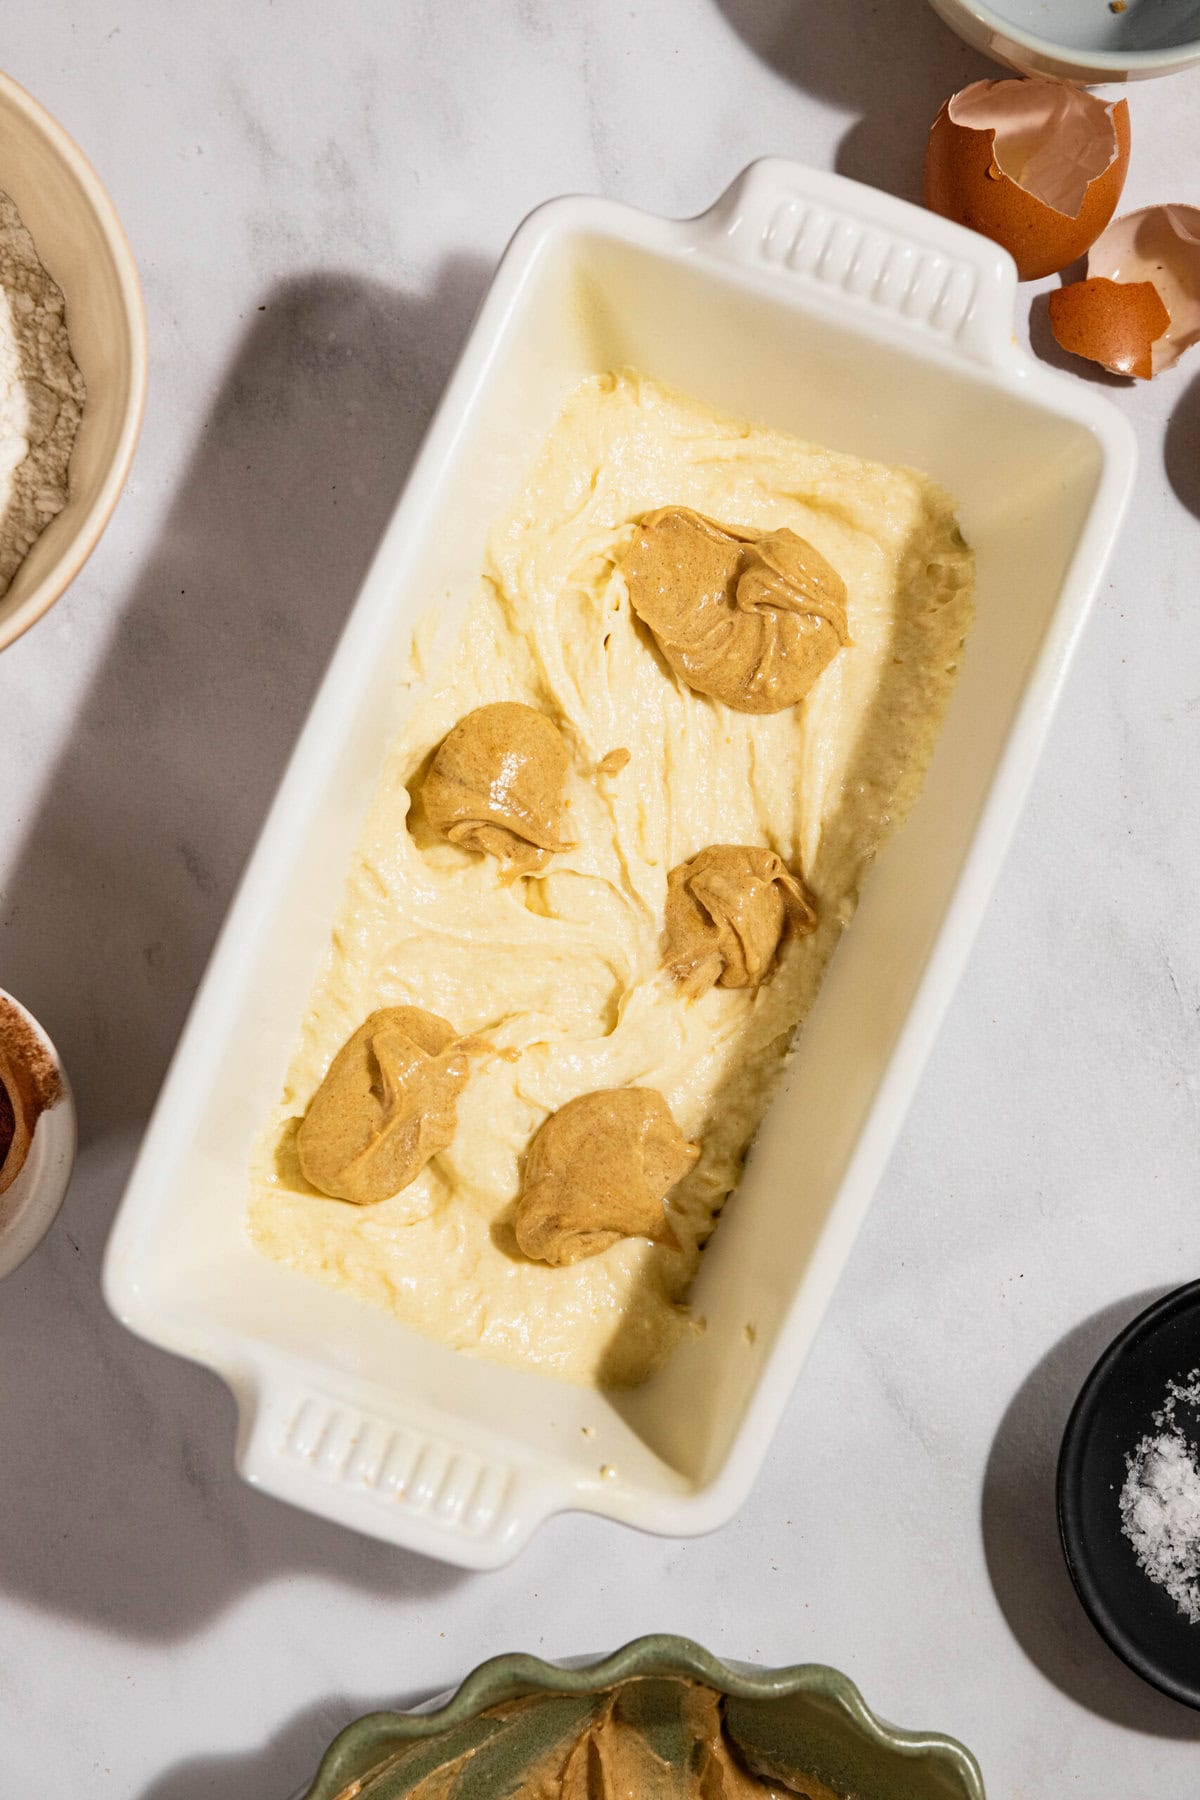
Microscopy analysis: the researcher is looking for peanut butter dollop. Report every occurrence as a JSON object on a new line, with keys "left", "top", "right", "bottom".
{"left": 297, "top": 1006, "right": 475, "bottom": 1204}
{"left": 515, "top": 1087, "right": 699, "bottom": 1265}
{"left": 622, "top": 507, "right": 850, "bottom": 713}
{"left": 422, "top": 701, "right": 574, "bottom": 874}
{"left": 664, "top": 844, "right": 817, "bottom": 999}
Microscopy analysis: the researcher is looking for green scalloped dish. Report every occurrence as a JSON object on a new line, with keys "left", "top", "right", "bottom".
{"left": 301, "top": 1637, "right": 984, "bottom": 1800}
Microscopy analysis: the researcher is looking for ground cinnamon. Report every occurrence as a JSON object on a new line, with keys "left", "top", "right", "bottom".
{"left": 0, "top": 1079, "right": 13, "bottom": 1172}
{"left": 0, "top": 996, "right": 62, "bottom": 1197}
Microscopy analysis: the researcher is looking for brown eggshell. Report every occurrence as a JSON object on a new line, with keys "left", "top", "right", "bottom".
{"left": 925, "top": 82, "right": 1130, "bottom": 282}
{"left": 1088, "top": 205, "right": 1200, "bottom": 374}
{"left": 1048, "top": 278, "right": 1171, "bottom": 379}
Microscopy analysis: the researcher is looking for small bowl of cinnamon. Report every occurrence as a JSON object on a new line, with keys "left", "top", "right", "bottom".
{"left": 0, "top": 990, "right": 75, "bottom": 1278}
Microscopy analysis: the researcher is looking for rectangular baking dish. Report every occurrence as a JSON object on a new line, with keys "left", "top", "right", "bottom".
{"left": 103, "top": 159, "right": 1135, "bottom": 1567}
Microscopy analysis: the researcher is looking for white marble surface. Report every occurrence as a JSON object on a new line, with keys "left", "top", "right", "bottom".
{"left": 3, "top": 2, "right": 1200, "bottom": 1793}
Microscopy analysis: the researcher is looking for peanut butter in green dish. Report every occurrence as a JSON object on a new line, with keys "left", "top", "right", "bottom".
{"left": 335, "top": 1678, "right": 840, "bottom": 1799}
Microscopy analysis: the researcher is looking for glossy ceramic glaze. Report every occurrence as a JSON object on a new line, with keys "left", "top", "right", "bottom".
{"left": 300, "top": 1638, "right": 986, "bottom": 1800}
{"left": 0, "top": 67, "right": 147, "bottom": 650}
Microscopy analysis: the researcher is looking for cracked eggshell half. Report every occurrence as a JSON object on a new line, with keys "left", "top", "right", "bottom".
{"left": 1085, "top": 205, "right": 1200, "bottom": 374}
{"left": 924, "top": 79, "right": 1130, "bottom": 281}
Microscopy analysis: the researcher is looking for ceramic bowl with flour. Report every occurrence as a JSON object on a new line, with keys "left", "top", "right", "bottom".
{"left": 0, "top": 66, "right": 146, "bottom": 651}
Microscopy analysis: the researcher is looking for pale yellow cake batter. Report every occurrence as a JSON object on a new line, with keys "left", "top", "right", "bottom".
{"left": 248, "top": 370, "right": 973, "bottom": 1386}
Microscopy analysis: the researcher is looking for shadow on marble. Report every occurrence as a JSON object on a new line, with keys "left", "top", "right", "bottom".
{"left": 981, "top": 1288, "right": 1200, "bottom": 1739}
{"left": 713, "top": 0, "right": 995, "bottom": 204}
{"left": 137, "top": 1686, "right": 432, "bottom": 1800}
{"left": 3, "top": 254, "right": 492, "bottom": 1142}
{"left": 1165, "top": 370, "right": 1200, "bottom": 522}
{"left": 0, "top": 256, "right": 493, "bottom": 1638}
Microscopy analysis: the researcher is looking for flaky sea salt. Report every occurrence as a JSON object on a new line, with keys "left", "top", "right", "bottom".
{"left": 1120, "top": 1370, "right": 1200, "bottom": 1624}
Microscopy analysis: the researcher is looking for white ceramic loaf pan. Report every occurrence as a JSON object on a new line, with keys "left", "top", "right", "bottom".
{"left": 103, "top": 160, "right": 1135, "bottom": 1567}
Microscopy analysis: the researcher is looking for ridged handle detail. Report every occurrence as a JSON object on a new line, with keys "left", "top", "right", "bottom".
{"left": 238, "top": 1381, "right": 521, "bottom": 1555}
{"left": 693, "top": 158, "right": 1016, "bottom": 367}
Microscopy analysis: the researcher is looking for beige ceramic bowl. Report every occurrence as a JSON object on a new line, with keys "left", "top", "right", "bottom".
{"left": 0, "top": 67, "right": 146, "bottom": 651}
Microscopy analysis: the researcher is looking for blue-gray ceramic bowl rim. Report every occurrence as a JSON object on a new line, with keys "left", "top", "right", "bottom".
{"left": 930, "top": 0, "right": 1200, "bottom": 74}
{"left": 300, "top": 1635, "right": 985, "bottom": 1800}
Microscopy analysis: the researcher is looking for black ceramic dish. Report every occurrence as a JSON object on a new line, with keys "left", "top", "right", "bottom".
{"left": 1057, "top": 1280, "right": 1200, "bottom": 1710}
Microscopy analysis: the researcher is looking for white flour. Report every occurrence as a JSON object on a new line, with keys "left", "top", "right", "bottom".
{"left": 0, "top": 189, "right": 85, "bottom": 597}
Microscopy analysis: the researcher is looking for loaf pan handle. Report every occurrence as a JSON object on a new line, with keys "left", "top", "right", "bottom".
{"left": 684, "top": 157, "right": 1019, "bottom": 371}
{"left": 234, "top": 1370, "right": 553, "bottom": 1568}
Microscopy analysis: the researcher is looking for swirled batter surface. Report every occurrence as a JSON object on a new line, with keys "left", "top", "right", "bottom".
{"left": 248, "top": 371, "right": 973, "bottom": 1386}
